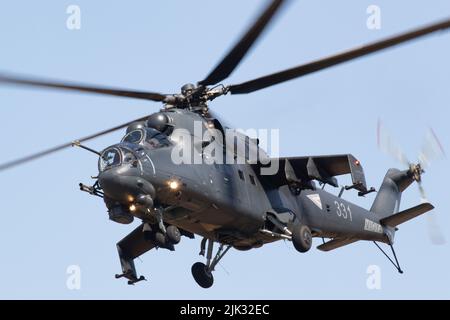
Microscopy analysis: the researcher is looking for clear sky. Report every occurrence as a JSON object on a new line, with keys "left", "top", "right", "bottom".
{"left": 0, "top": 0, "right": 449, "bottom": 299}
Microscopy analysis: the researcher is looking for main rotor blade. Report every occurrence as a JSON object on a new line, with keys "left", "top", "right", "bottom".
{"left": 229, "top": 17, "right": 450, "bottom": 94}
{"left": 0, "top": 115, "right": 149, "bottom": 172}
{"left": 0, "top": 73, "right": 167, "bottom": 102}
{"left": 198, "top": 0, "right": 286, "bottom": 86}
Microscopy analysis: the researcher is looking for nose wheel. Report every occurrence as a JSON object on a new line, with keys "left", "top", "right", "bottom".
{"left": 144, "top": 206, "right": 182, "bottom": 246}
{"left": 191, "top": 239, "right": 231, "bottom": 288}
{"left": 143, "top": 222, "right": 181, "bottom": 251}
{"left": 166, "top": 225, "right": 181, "bottom": 244}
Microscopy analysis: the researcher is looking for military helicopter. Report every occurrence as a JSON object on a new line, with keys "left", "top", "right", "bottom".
{"left": 0, "top": 0, "right": 449, "bottom": 289}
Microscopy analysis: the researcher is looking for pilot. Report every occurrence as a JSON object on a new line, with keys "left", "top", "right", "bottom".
{"left": 147, "top": 137, "right": 161, "bottom": 149}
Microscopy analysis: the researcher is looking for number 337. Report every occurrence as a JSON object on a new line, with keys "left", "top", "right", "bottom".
{"left": 334, "top": 201, "right": 353, "bottom": 221}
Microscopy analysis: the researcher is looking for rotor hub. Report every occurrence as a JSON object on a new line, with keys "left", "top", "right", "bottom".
{"left": 181, "top": 83, "right": 196, "bottom": 96}
{"left": 409, "top": 163, "right": 424, "bottom": 182}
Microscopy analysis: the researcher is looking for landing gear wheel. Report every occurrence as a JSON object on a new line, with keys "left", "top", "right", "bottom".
{"left": 191, "top": 262, "right": 214, "bottom": 288}
{"left": 166, "top": 225, "right": 181, "bottom": 244}
{"left": 292, "top": 224, "right": 312, "bottom": 253}
{"left": 154, "top": 231, "right": 166, "bottom": 245}
{"left": 233, "top": 245, "right": 252, "bottom": 251}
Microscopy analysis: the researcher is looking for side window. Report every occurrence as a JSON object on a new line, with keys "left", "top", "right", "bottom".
{"left": 238, "top": 170, "right": 245, "bottom": 181}
{"left": 249, "top": 174, "right": 256, "bottom": 185}
{"left": 122, "top": 129, "right": 144, "bottom": 144}
{"left": 144, "top": 128, "right": 172, "bottom": 149}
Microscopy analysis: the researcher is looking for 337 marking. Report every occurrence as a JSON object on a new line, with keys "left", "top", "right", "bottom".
{"left": 334, "top": 201, "right": 353, "bottom": 221}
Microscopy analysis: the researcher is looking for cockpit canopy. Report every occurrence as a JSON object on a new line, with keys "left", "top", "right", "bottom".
{"left": 121, "top": 127, "right": 171, "bottom": 149}
{"left": 98, "top": 146, "right": 138, "bottom": 172}
{"left": 99, "top": 126, "right": 172, "bottom": 173}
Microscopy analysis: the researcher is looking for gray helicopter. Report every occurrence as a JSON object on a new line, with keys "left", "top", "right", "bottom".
{"left": 0, "top": 0, "right": 449, "bottom": 288}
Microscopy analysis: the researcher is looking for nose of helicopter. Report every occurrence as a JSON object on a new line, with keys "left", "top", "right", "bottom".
{"left": 98, "top": 165, "right": 155, "bottom": 203}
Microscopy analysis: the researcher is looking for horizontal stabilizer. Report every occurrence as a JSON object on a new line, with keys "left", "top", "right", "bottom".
{"left": 380, "top": 202, "right": 434, "bottom": 228}
{"left": 317, "top": 238, "right": 358, "bottom": 252}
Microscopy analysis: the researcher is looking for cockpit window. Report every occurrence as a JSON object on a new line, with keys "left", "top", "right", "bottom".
{"left": 145, "top": 128, "right": 171, "bottom": 149}
{"left": 122, "top": 149, "right": 137, "bottom": 165}
{"left": 122, "top": 129, "right": 144, "bottom": 144}
{"left": 120, "top": 127, "right": 171, "bottom": 150}
{"left": 99, "top": 148, "right": 121, "bottom": 172}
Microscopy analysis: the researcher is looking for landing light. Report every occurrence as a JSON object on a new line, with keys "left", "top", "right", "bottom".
{"left": 168, "top": 180, "right": 180, "bottom": 190}
{"left": 129, "top": 204, "right": 137, "bottom": 212}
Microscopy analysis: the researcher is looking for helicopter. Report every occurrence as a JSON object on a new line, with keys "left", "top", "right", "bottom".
{"left": 0, "top": 0, "right": 449, "bottom": 289}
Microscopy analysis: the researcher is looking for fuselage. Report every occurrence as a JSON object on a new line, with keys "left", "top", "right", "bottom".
{"left": 97, "top": 109, "right": 389, "bottom": 251}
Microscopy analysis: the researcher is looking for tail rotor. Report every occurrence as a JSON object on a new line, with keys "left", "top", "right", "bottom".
{"left": 377, "top": 119, "right": 446, "bottom": 245}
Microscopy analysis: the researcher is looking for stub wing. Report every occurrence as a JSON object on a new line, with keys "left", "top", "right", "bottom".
{"left": 117, "top": 223, "right": 157, "bottom": 259}
{"left": 254, "top": 154, "right": 368, "bottom": 192}
{"left": 116, "top": 224, "right": 156, "bottom": 283}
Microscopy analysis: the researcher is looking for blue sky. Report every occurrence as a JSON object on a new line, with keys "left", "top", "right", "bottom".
{"left": 0, "top": 0, "right": 449, "bottom": 299}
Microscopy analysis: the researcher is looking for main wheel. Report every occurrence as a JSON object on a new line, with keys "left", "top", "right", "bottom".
{"left": 191, "top": 262, "right": 214, "bottom": 288}
{"left": 292, "top": 224, "right": 312, "bottom": 253}
{"left": 154, "top": 231, "right": 166, "bottom": 245}
{"left": 166, "top": 225, "right": 181, "bottom": 244}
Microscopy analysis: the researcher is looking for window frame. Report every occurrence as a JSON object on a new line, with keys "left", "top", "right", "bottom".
{"left": 98, "top": 147, "right": 122, "bottom": 172}
{"left": 121, "top": 129, "right": 144, "bottom": 145}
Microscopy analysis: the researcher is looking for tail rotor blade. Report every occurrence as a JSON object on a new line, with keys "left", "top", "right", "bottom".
{"left": 418, "top": 183, "right": 428, "bottom": 203}
{"left": 377, "top": 121, "right": 445, "bottom": 245}
{"left": 426, "top": 212, "right": 446, "bottom": 245}
{"left": 377, "top": 119, "right": 410, "bottom": 166}
{"left": 418, "top": 128, "right": 446, "bottom": 169}
{"left": 418, "top": 180, "right": 445, "bottom": 245}
{"left": 417, "top": 129, "right": 446, "bottom": 244}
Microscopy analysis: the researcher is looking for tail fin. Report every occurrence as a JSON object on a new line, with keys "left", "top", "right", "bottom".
{"left": 370, "top": 168, "right": 415, "bottom": 219}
